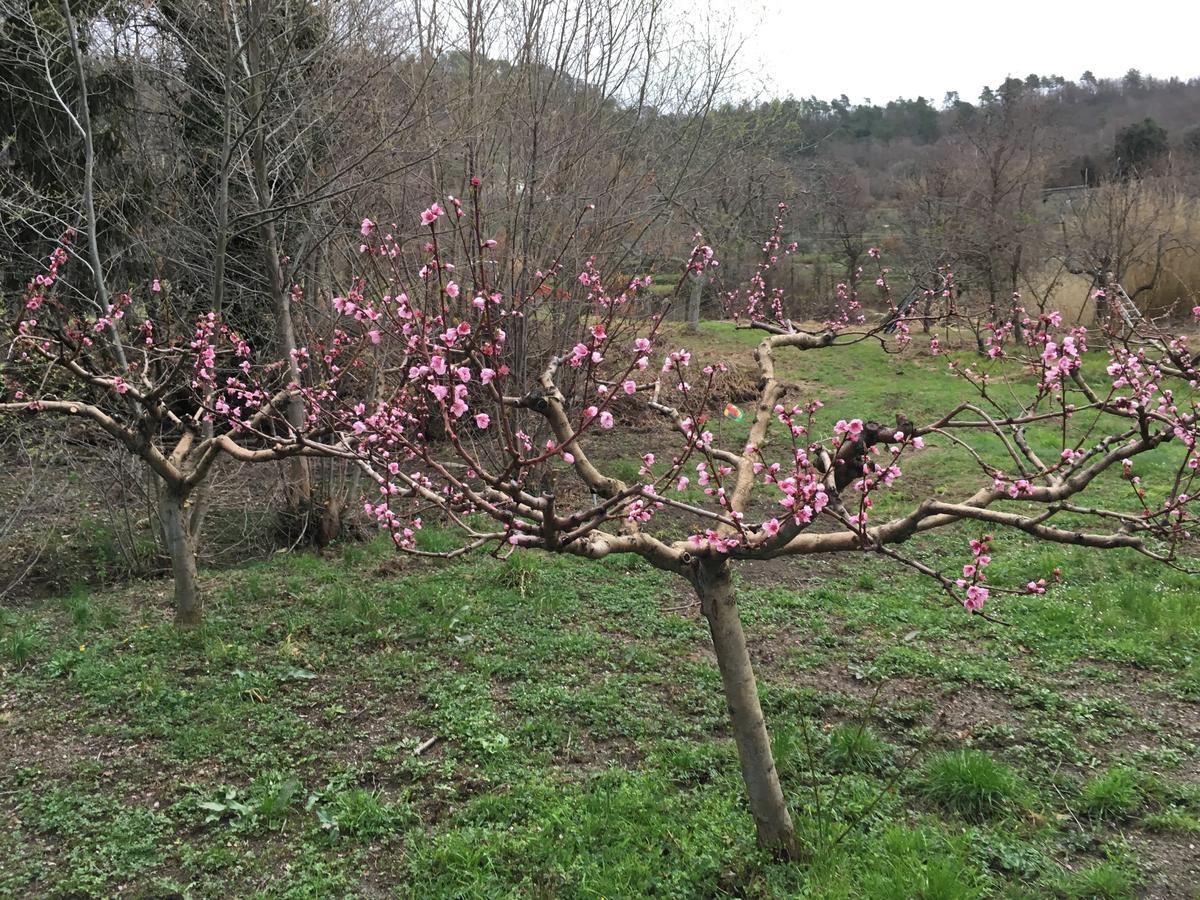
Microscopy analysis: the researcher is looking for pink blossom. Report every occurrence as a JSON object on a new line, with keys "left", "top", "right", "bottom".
{"left": 151, "top": 279, "right": 161, "bottom": 293}
{"left": 622, "top": 380, "right": 637, "bottom": 395}
{"left": 963, "top": 584, "right": 989, "bottom": 611}
{"left": 420, "top": 203, "right": 444, "bottom": 226}
{"left": 835, "top": 419, "right": 864, "bottom": 439}
{"left": 1008, "top": 479, "right": 1032, "bottom": 498}
{"left": 446, "top": 281, "right": 460, "bottom": 298}
{"left": 360, "top": 218, "right": 374, "bottom": 236}
{"left": 599, "top": 411, "right": 614, "bottom": 428}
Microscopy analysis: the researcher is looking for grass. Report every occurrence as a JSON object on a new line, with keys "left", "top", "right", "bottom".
{"left": 2, "top": 536, "right": 1197, "bottom": 896}
{"left": 1, "top": 324, "right": 1199, "bottom": 896}
{"left": 1052, "top": 859, "right": 1139, "bottom": 899}
{"left": 824, "top": 723, "right": 893, "bottom": 773}
{"left": 1080, "top": 767, "right": 1144, "bottom": 820}
{"left": 2, "top": 623, "right": 43, "bottom": 667}
{"left": 921, "top": 750, "right": 1026, "bottom": 820}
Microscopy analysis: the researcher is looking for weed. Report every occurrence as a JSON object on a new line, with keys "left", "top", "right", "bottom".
{"left": 198, "top": 773, "right": 302, "bottom": 832}
{"left": 489, "top": 552, "right": 542, "bottom": 598}
{"left": 314, "top": 788, "right": 414, "bottom": 839}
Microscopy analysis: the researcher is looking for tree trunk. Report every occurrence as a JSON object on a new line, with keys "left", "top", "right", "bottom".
{"left": 1010, "top": 246, "right": 1024, "bottom": 342}
{"left": 695, "top": 559, "right": 798, "bottom": 858}
{"left": 686, "top": 272, "right": 702, "bottom": 334}
{"left": 246, "top": 0, "right": 313, "bottom": 515}
{"left": 159, "top": 490, "right": 201, "bottom": 627}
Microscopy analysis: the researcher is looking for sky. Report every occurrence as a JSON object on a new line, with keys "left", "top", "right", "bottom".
{"left": 734, "top": 0, "right": 1199, "bottom": 105}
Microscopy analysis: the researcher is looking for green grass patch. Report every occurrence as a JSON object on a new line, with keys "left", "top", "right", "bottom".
{"left": 920, "top": 750, "right": 1027, "bottom": 820}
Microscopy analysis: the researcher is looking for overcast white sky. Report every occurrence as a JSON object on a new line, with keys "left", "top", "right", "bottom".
{"left": 732, "top": 0, "right": 1198, "bottom": 105}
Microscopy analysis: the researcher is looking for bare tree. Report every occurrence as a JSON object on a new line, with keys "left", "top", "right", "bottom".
{"left": 896, "top": 87, "right": 1053, "bottom": 348}
{"left": 1061, "top": 172, "right": 1194, "bottom": 323}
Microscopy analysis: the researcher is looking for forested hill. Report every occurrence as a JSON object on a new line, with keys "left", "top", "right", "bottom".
{"left": 724, "top": 70, "right": 1200, "bottom": 184}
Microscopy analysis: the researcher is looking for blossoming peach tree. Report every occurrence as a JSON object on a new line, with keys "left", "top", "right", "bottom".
{"left": 294, "top": 190, "right": 1200, "bottom": 856}
{"left": 0, "top": 232, "right": 337, "bottom": 625}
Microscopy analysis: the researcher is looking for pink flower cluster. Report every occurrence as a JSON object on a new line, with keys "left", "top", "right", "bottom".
{"left": 725, "top": 203, "right": 797, "bottom": 325}
{"left": 957, "top": 534, "right": 993, "bottom": 611}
